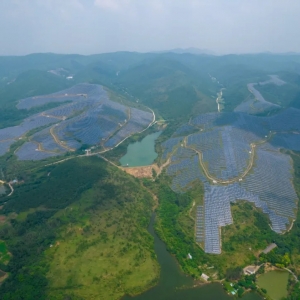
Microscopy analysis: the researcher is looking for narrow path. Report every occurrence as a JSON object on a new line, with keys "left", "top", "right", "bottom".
{"left": 216, "top": 88, "right": 225, "bottom": 113}
{"left": 156, "top": 156, "right": 171, "bottom": 176}
{"left": 31, "top": 140, "right": 57, "bottom": 154}
{"left": 98, "top": 155, "right": 120, "bottom": 169}
{"left": 108, "top": 106, "right": 156, "bottom": 150}
{"left": 41, "top": 112, "right": 66, "bottom": 121}
{"left": 101, "top": 107, "right": 132, "bottom": 149}
{"left": 33, "top": 93, "right": 87, "bottom": 99}
{"left": 183, "top": 132, "right": 275, "bottom": 185}
{"left": 189, "top": 201, "right": 196, "bottom": 221}
{"left": 283, "top": 267, "right": 299, "bottom": 282}
{"left": 50, "top": 125, "right": 75, "bottom": 152}
{"left": 7, "top": 183, "right": 14, "bottom": 197}
{"left": 0, "top": 180, "right": 14, "bottom": 197}
{"left": 45, "top": 106, "right": 156, "bottom": 167}
{"left": 99, "top": 155, "right": 159, "bottom": 211}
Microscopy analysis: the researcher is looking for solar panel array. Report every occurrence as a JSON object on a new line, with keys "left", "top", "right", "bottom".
{"left": 165, "top": 107, "right": 300, "bottom": 254}
{"left": 31, "top": 128, "right": 67, "bottom": 153}
{"left": 0, "top": 140, "right": 15, "bottom": 156}
{"left": 0, "top": 115, "right": 58, "bottom": 141}
{"left": 234, "top": 77, "right": 286, "bottom": 115}
{"left": 235, "top": 98, "right": 278, "bottom": 115}
{"left": 196, "top": 205, "right": 205, "bottom": 243}
{"left": 167, "top": 151, "right": 207, "bottom": 193}
{"left": 248, "top": 83, "right": 281, "bottom": 107}
{"left": 1, "top": 84, "right": 153, "bottom": 160}
{"left": 270, "top": 133, "right": 300, "bottom": 151}
{"left": 187, "top": 126, "right": 252, "bottom": 180}
{"left": 104, "top": 108, "right": 153, "bottom": 148}
{"left": 16, "top": 142, "right": 59, "bottom": 160}
{"left": 241, "top": 148, "right": 297, "bottom": 233}
{"left": 173, "top": 124, "right": 197, "bottom": 137}
{"left": 259, "top": 75, "right": 286, "bottom": 86}
{"left": 17, "top": 83, "right": 104, "bottom": 110}
{"left": 161, "top": 137, "right": 183, "bottom": 161}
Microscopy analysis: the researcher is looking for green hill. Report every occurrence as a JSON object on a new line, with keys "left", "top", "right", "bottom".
{"left": 0, "top": 157, "right": 158, "bottom": 300}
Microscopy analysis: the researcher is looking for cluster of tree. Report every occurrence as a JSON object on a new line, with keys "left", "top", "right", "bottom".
{"left": 2, "top": 157, "right": 107, "bottom": 213}
{"left": 286, "top": 282, "right": 300, "bottom": 300}
{"left": 0, "top": 69, "right": 72, "bottom": 129}
{"left": 0, "top": 156, "right": 154, "bottom": 299}
{"left": 154, "top": 183, "right": 211, "bottom": 278}
{"left": 259, "top": 249, "right": 291, "bottom": 268}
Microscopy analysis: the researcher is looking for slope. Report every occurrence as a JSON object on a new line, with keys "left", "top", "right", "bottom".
{"left": 0, "top": 157, "right": 158, "bottom": 300}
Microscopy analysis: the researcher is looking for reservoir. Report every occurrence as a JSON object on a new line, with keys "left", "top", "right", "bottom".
{"left": 257, "top": 270, "right": 289, "bottom": 300}
{"left": 120, "top": 131, "right": 161, "bottom": 167}
{"left": 123, "top": 214, "right": 262, "bottom": 300}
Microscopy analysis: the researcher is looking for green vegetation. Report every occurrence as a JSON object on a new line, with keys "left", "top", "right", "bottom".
{"left": 148, "top": 151, "right": 300, "bottom": 298}
{"left": 155, "top": 184, "right": 205, "bottom": 277}
{"left": 2, "top": 52, "right": 300, "bottom": 299}
{"left": 255, "top": 79, "right": 300, "bottom": 108}
{"left": 0, "top": 241, "right": 10, "bottom": 265}
{"left": 0, "top": 70, "right": 73, "bottom": 129}
{"left": 0, "top": 157, "right": 158, "bottom": 299}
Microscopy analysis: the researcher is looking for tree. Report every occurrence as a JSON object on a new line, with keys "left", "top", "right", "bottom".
{"left": 238, "top": 287, "right": 245, "bottom": 297}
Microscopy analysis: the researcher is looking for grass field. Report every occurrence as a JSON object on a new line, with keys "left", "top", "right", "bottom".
{"left": 45, "top": 173, "right": 159, "bottom": 300}
{"left": 0, "top": 241, "right": 10, "bottom": 265}
{"left": 0, "top": 157, "right": 160, "bottom": 300}
{"left": 218, "top": 202, "right": 270, "bottom": 268}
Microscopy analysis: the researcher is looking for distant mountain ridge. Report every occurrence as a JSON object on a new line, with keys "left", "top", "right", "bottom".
{"left": 152, "top": 47, "right": 216, "bottom": 56}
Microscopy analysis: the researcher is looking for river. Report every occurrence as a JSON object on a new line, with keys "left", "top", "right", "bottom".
{"left": 123, "top": 214, "right": 262, "bottom": 300}
{"left": 119, "top": 131, "right": 161, "bottom": 167}
{"left": 120, "top": 133, "right": 262, "bottom": 300}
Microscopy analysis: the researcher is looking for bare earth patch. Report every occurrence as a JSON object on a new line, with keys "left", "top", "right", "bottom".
{"left": 121, "top": 164, "right": 160, "bottom": 178}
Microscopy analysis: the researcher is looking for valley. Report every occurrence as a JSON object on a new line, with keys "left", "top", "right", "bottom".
{"left": 0, "top": 52, "right": 300, "bottom": 300}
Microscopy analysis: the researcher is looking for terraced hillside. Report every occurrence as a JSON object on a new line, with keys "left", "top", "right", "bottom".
{"left": 162, "top": 106, "right": 300, "bottom": 254}
{"left": 0, "top": 84, "right": 154, "bottom": 160}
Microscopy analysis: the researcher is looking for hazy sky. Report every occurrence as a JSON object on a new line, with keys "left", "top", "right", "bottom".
{"left": 1, "top": 0, "right": 300, "bottom": 55}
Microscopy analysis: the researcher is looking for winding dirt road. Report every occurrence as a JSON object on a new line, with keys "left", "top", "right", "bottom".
{"left": 45, "top": 106, "right": 156, "bottom": 167}
{"left": 0, "top": 180, "right": 14, "bottom": 197}
{"left": 50, "top": 125, "right": 75, "bottom": 152}
{"left": 183, "top": 132, "right": 275, "bottom": 185}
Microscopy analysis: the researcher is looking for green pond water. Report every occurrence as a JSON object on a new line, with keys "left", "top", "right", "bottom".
{"left": 120, "top": 132, "right": 161, "bottom": 167}
{"left": 122, "top": 214, "right": 262, "bottom": 300}
{"left": 120, "top": 132, "right": 262, "bottom": 300}
{"left": 257, "top": 270, "right": 289, "bottom": 300}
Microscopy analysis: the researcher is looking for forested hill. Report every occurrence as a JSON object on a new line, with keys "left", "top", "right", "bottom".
{"left": 1, "top": 51, "right": 300, "bottom": 299}
{"left": 0, "top": 157, "right": 158, "bottom": 299}
{"left": 1, "top": 52, "right": 300, "bottom": 128}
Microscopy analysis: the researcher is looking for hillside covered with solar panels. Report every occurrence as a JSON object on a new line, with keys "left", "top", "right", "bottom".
{"left": 0, "top": 83, "right": 154, "bottom": 160}
{"left": 2, "top": 52, "right": 300, "bottom": 300}
{"left": 162, "top": 102, "right": 300, "bottom": 254}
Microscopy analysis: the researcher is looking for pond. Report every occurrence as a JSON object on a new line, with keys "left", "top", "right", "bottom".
{"left": 123, "top": 214, "right": 262, "bottom": 300}
{"left": 257, "top": 270, "right": 289, "bottom": 300}
{"left": 120, "top": 131, "right": 161, "bottom": 167}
